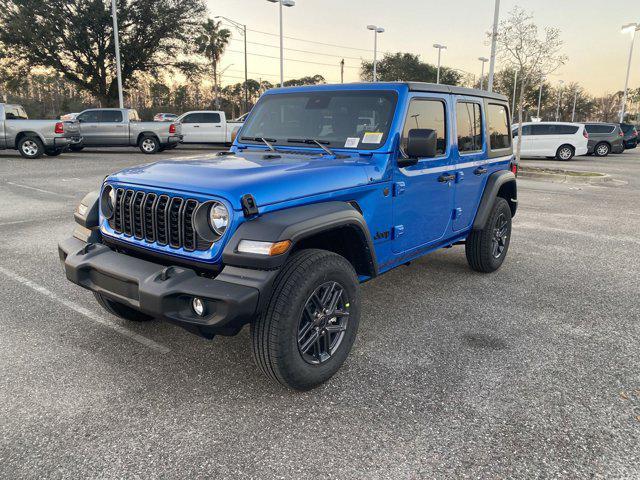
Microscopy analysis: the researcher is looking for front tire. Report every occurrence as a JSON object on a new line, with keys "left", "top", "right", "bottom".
{"left": 139, "top": 135, "right": 160, "bottom": 154}
{"left": 17, "top": 136, "right": 44, "bottom": 159}
{"left": 555, "top": 145, "right": 574, "bottom": 161}
{"left": 594, "top": 142, "right": 610, "bottom": 157}
{"left": 251, "top": 249, "right": 360, "bottom": 391}
{"left": 94, "top": 292, "right": 155, "bottom": 322}
{"left": 465, "top": 197, "right": 512, "bottom": 273}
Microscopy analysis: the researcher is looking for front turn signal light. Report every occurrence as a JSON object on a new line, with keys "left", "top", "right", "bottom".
{"left": 237, "top": 240, "right": 292, "bottom": 256}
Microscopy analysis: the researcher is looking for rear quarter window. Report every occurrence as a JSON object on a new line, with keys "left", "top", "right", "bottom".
{"left": 486, "top": 103, "right": 511, "bottom": 150}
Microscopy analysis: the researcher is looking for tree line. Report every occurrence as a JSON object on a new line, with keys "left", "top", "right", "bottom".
{"left": 0, "top": 1, "right": 638, "bottom": 123}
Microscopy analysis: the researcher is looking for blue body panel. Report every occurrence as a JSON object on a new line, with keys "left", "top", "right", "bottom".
{"left": 100, "top": 82, "right": 513, "bottom": 278}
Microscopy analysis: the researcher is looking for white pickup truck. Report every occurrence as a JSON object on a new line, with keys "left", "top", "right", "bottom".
{"left": 176, "top": 111, "right": 244, "bottom": 145}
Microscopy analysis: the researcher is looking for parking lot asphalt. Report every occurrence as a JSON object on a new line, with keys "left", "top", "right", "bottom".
{"left": 1, "top": 145, "right": 639, "bottom": 479}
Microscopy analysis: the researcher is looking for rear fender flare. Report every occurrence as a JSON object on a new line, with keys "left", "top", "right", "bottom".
{"left": 472, "top": 171, "right": 517, "bottom": 230}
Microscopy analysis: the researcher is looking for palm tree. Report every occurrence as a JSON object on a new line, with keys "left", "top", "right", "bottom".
{"left": 195, "top": 19, "right": 231, "bottom": 109}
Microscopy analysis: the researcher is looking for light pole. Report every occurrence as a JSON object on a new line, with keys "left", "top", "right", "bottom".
{"left": 433, "top": 44, "right": 447, "bottom": 84}
{"left": 110, "top": 0, "right": 124, "bottom": 108}
{"left": 478, "top": 57, "right": 488, "bottom": 89}
{"left": 215, "top": 16, "right": 248, "bottom": 113}
{"left": 267, "top": 0, "right": 295, "bottom": 87}
{"left": 620, "top": 22, "right": 639, "bottom": 122}
{"left": 340, "top": 59, "right": 345, "bottom": 83}
{"left": 571, "top": 89, "right": 578, "bottom": 122}
{"left": 555, "top": 80, "right": 564, "bottom": 121}
{"left": 488, "top": 0, "right": 501, "bottom": 92}
{"left": 367, "top": 25, "right": 385, "bottom": 82}
{"left": 536, "top": 77, "right": 545, "bottom": 119}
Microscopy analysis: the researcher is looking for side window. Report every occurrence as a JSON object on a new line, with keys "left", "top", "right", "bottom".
{"left": 531, "top": 124, "right": 551, "bottom": 136}
{"left": 200, "top": 113, "right": 221, "bottom": 123}
{"left": 401, "top": 99, "right": 446, "bottom": 156}
{"left": 521, "top": 125, "right": 532, "bottom": 136}
{"left": 456, "top": 102, "right": 482, "bottom": 153}
{"left": 557, "top": 125, "right": 579, "bottom": 135}
{"left": 486, "top": 103, "right": 511, "bottom": 150}
{"left": 100, "top": 110, "right": 123, "bottom": 123}
{"left": 181, "top": 113, "right": 201, "bottom": 124}
{"left": 5, "top": 106, "right": 28, "bottom": 120}
{"left": 77, "top": 110, "right": 100, "bottom": 123}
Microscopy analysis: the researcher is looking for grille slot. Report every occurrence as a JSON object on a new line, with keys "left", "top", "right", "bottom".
{"left": 108, "top": 189, "right": 209, "bottom": 252}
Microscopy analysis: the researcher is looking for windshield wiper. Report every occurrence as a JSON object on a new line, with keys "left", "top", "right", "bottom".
{"left": 287, "top": 138, "right": 335, "bottom": 156}
{"left": 240, "top": 136, "right": 277, "bottom": 151}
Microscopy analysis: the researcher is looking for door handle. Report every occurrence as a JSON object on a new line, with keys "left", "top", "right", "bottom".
{"left": 193, "top": 125, "right": 200, "bottom": 128}
{"left": 214, "top": 125, "right": 222, "bottom": 128}
{"left": 473, "top": 167, "right": 488, "bottom": 175}
{"left": 438, "top": 173, "right": 456, "bottom": 183}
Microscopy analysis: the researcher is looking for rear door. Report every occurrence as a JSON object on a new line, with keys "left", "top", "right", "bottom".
{"left": 453, "top": 98, "right": 486, "bottom": 231}
{"left": 100, "top": 110, "right": 127, "bottom": 145}
{"left": 199, "top": 112, "right": 225, "bottom": 143}
{"left": 392, "top": 94, "right": 456, "bottom": 254}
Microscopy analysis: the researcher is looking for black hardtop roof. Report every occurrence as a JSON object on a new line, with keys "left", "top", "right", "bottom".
{"left": 406, "top": 82, "right": 508, "bottom": 102}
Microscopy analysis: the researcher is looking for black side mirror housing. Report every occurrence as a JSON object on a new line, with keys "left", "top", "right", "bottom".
{"left": 406, "top": 128, "right": 437, "bottom": 158}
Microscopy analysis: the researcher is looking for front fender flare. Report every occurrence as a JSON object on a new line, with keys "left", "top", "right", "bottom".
{"left": 222, "top": 201, "right": 377, "bottom": 274}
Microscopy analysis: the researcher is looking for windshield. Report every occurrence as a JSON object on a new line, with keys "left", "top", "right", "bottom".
{"left": 240, "top": 90, "right": 397, "bottom": 150}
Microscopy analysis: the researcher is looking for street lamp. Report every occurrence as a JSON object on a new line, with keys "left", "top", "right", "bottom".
{"left": 555, "top": 80, "right": 564, "bottom": 121}
{"left": 215, "top": 16, "right": 248, "bottom": 114}
{"left": 487, "top": 0, "right": 501, "bottom": 92}
{"left": 367, "top": 25, "right": 385, "bottom": 82}
{"left": 536, "top": 76, "right": 545, "bottom": 119}
{"left": 478, "top": 57, "right": 488, "bottom": 89}
{"left": 110, "top": 0, "right": 124, "bottom": 108}
{"left": 433, "top": 44, "right": 447, "bottom": 84}
{"left": 267, "top": 0, "right": 295, "bottom": 87}
{"left": 620, "top": 22, "right": 639, "bottom": 122}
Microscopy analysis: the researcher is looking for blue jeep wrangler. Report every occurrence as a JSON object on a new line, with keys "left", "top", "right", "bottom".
{"left": 59, "top": 82, "right": 517, "bottom": 390}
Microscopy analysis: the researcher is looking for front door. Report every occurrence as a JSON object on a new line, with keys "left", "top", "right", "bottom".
{"left": 180, "top": 112, "right": 203, "bottom": 143}
{"left": 77, "top": 110, "right": 101, "bottom": 145}
{"left": 392, "top": 95, "right": 455, "bottom": 254}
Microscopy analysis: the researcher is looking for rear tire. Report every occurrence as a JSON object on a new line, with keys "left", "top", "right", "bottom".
{"left": 17, "top": 136, "right": 44, "bottom": 159}
{"left": 465, "top": 197, "right": 512, "bottom": 273}
{"left": 594, "top": 142, "right": 610, "bottom": 157}
{"left": 555, "top": 144, "right": 574, "bottom": 161}
{"left": 251, "top": 249, "right": 360, "bottom": 391}
{"left": 94, "top": 292, "right": 155, "bottom": 322}
{"left": 139, "top": 135, "right": 160, "bottom": 154}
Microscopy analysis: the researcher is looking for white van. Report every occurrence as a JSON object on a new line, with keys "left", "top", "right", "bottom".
{"left": 512, "top": 122, "right": 588, "bottom": 161}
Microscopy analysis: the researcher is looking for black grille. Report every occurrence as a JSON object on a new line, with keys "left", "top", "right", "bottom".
{"left": 108, "top": 189, "right": 210, "bottom": 252}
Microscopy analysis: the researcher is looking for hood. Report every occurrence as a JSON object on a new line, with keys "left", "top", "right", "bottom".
{"left": 107, "top": 150, "right": 372, "bottom": 210}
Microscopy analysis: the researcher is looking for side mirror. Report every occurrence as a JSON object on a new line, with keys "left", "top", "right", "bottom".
{"left": 406, "top": 129, "right": 437, "bottom": 158}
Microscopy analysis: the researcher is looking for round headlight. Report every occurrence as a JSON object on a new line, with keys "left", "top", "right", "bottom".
{"left": 101, "top": 185, "right": 115, "bottom": 219}
{"left": 209, "top": 202, "right": 229, "bottom": 236}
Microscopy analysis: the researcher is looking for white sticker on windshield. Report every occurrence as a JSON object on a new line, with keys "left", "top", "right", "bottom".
{"left": 362, "top": 132, "right": 383, "bottom": 144}
{"left": 344, "top": 137, "right": 360, "bottom": 148}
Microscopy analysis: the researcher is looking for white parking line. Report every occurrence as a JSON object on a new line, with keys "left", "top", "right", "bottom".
{"left": 5, "top": 181, "right": 75, "bottom": 199}
{"left": 0, "top": 265, "right": 171, "bottom": 354}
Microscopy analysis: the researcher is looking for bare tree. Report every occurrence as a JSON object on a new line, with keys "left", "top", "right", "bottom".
{"left": 495, "top": 7, "right": 567, "bottom": 161}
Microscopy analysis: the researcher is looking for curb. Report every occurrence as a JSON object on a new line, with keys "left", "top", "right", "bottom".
{"left": 518, "top": 169, "right": 613, "bottom": 185}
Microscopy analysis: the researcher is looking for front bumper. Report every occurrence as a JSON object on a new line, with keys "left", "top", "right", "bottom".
{"left": 58, "top": 235, "right": 277, "bottom": 336}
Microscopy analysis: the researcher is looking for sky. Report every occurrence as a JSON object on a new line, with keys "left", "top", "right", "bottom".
{"left": 205, "top": 0, "right": 639, "bottom": 96}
